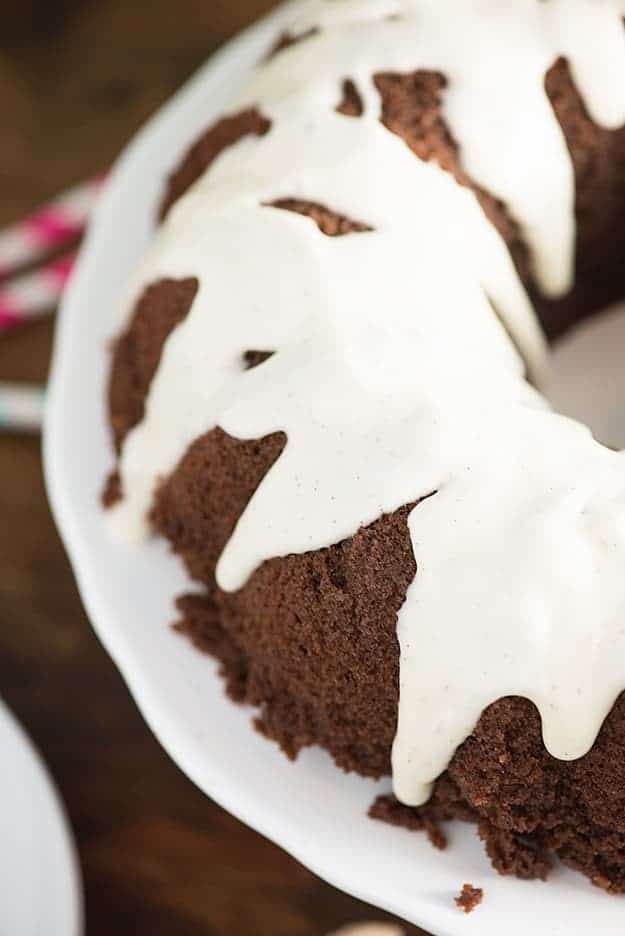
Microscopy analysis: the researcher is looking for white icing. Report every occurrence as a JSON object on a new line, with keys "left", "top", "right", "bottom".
{"left": 111, "top": 0, "right": 625, "bottom": 807}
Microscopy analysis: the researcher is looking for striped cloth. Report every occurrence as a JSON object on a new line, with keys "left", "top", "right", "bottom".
{"left": 0, "top": 177, "right": 102, "bottom": 280}
{"left": 0, "top": 383, "right": 45, "bottom": 433}
{"left": 0, "top": 252, "right": 77, "bottom": 331}
{"left": 0, "top": 175, "right": 103, "bottom": 434}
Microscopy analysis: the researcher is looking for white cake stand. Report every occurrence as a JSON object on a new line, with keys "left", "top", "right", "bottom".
{"left": 44, "top": 1, "right": 625, "bottom": 931}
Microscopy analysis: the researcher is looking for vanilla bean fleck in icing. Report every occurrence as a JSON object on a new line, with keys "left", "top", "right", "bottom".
{"left": 110, "top": 0, "right": 625, "bottom": 807}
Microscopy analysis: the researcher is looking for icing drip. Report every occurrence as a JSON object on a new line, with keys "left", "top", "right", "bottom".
{"left": 111, "top": 0, "right": 625, "bottom": 806}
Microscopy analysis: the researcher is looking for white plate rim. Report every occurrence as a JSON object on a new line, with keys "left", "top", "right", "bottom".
{"left": 0, "top": 697, "right": 83, "bottom": 935}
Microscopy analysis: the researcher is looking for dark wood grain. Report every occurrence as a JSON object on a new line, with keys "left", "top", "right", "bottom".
{"left": 0, "top": 3, "right": 429, "bottom": 933}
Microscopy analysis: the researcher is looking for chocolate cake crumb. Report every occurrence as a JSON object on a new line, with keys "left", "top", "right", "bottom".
{"left": 162, "top": 499, "right": 419, "bottom": 776}
{"left": 151, "top": 426, "right": 287, "bottom": 586}
{"left": 267, "top": 198, "right": 372, "bottom": 236}
{"left": 159, "top": 109, "right": 271, "bottom": 220}
{"left": 455, "top": 884, "right": 483, "bottom": 914}
{"left": 373, "top": 62, "right": 625, "bottom": 337}
{"left": 101, "top": 470, "right": 122, "bottom": 508}
{"left": 108, "top": 277, "right": 198, "bottom": 452}
{"left": 174, "top": 592, "right": 249, "bottom": 702}
{"left": 337, "top": 79, "right": 364, "bottom": 117}
{"left": 540, "top": 57, "right": 625, "bottom": 335}
{"left": 478, "top": 820, "right": 551, "bottom": 882}
{"left": 266, "top": 29, "right": 318, "bottom": 61}
{"left": 243, "top": 350, "right": 274, "bottom": 369}
{"left": 373, "top": 69, "right": 531, "bottom": 292}
{"left": 369, "top": 795, "right": 447, "bottom": 850}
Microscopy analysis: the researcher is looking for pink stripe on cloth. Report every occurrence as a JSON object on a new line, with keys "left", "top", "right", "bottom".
{"left": 25, "top": 210, "right": 83, "bottom": 244}
{"left": 0, "top": 308, "right": 21, "bottom": 331}
{"left": 47, "top": 252, "right": 77, "bottom": 285}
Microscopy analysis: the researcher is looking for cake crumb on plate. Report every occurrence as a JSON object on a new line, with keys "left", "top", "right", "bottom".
{"left": 455, "top": 883, "right": 483, "bottom": 914}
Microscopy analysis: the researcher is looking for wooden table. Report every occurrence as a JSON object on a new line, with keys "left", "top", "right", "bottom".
{"left": 0, "top": 2, "right": 426, "bottom": 932}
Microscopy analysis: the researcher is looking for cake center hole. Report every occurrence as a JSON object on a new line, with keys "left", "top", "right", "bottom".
{"left": 545, "top": 300, "right": 625, "bottom": 450}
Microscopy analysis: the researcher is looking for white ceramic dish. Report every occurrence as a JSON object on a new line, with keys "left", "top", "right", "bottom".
{"left": 0, "top": 698, "right": 82, "bottom": 935}
{"left": 44, "top": 2, "right": 625, "bottom": 932}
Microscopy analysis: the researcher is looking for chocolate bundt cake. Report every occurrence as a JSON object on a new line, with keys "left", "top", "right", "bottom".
{"left": 105, "top": 0, "right": 625, "bottom": 892}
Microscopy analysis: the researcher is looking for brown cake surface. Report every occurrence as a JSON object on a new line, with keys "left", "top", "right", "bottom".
{"left": 106, "top": 43, "right": 625, "bottom": 892}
